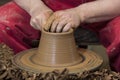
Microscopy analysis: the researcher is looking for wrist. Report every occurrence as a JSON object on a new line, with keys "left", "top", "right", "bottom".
{"left": 14, "top": 0, "right": 31, "bottom": 12}
{"left": 75, "top": 4, "right": 91, "bottom": 23}
{"left": 29, "top": 1, "right": 53, "bottom": 17}
{"left": 74, "top": 6, "right": 85, "bottom": 23}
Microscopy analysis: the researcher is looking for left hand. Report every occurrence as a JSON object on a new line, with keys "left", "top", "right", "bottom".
{"left": 44, "top": 8, "right": 81, "bottom": 32}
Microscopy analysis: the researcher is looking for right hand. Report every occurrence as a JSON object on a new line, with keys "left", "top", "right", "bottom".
{"left": 44, "top": 8, "right": 81, "bottom": 33}
{"left": 14, "top": 0, "right": 53, "bottom": 30}
{"left": 30, "top": 10, "right": 53, "bottom": 30}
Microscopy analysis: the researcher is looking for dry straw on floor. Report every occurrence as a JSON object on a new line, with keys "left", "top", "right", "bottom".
{"left": 0, "top": 43, "right": 119, "bottom": 80}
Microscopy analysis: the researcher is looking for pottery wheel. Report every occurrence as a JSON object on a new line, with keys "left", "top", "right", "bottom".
{"left": 13, "top": 48, "right": 103, "bottom": 73}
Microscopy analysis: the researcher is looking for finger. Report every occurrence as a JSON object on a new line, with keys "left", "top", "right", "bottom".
{"left": 36, "top": 18, "right": 43, "bottom": 30}
{"left": 50, "top": 20, "right": 59, "bottom": 32}
{"left": 34, "top": 23, "right": 41, "bottom": 30}
{"left": 41, "top": 17, "right": 47, "bottom": 27}
{"left": 30, "top": 19, "right": 40, "bottom": 30}
{"left": 44, "top": 15, "right": 55, "bottom": 31}
{"left": 56, "top": 20, "right": 67, "bottom": 33}
{"left": 62, "top": 23, "right": 72, "bottom": 32}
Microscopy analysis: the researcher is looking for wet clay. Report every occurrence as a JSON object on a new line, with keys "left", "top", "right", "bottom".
{"left": 32, "top": 29, "right": 82, "bottom": 67}
{"left": 13, "top": 29, "right": 103, "bottom": 73}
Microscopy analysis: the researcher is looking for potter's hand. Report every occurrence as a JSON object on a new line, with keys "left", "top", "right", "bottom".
{"left": 14, "top": 0, "right": 53, "bottom": 30}
{"left": 44, "top": 8, "right": 81, "bottom": 32}
{"left": 30, "top": 10, "right": 53, "bottom": 30}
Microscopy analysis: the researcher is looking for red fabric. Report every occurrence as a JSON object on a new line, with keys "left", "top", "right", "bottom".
{"left": 99, "top": 17, "right": 120, "bottom": 72}
{"left": 0, "top": 2, "right": 40, "bottom": 53}
{"left": 42, "top": 0, "right": 94, "bottom": 11}
{"left": 0, "top": 1, "right": 120, "bottom": 72}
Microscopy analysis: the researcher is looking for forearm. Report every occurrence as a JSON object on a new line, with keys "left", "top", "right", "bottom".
{"left": 14, "top": 0, "right": 52, "bottom": 16}
{"left": 76, "top": 0, "right": 120, "bottom": 23}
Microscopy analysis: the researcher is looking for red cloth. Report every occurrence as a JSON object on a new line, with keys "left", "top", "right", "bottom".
{"left": 0, "top": 1, "right": 120, "bottom": 72}
{"left": 42, "top": 0, "right": 94, "bottom": 11}
{"left": 0, "top": 2, "right": 40, "bottom": 53}
{"left": 99, "top": 17, "right": 120, "bottom": 72}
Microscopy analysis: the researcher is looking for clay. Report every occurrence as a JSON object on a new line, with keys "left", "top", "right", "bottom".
{"left": 13, "top": 29, "right": 103, "bottom": 73}
{"left": 32, "top": 29, "right": 82, "bottom": 67}
{"left": 0, "top": 44, "right": 120, "bottom": 80}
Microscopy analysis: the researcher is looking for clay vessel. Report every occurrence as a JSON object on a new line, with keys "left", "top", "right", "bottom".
{"left": 31, "top": 29, "right": 82, "bottom": 67}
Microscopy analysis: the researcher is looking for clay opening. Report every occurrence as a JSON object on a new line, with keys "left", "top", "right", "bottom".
{"left": 43, "top": 28, "right": 73, "bottom": 35}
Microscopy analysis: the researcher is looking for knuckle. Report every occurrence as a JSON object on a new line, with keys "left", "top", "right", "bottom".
{"left": 36, "top": 15, "right": 40, "bottom": 19}
{"left": 54, "top": 11, "right": 64, "bottom": 16}
{"left": 30, "top": 20, "right": 34, "bottom": 26}
{"left": 31, "top": 18, "right": 36, "bottom": 23}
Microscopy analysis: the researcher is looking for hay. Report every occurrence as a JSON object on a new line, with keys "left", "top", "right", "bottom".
{"left": 0, "top": 43, "right": 119, "bottom": 80}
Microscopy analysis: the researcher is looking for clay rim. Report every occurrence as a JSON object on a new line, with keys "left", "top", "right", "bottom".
{"left": 12, "top": 48, "right": 103, "bottom": 74}
{"left": 42, "top": 28, "right": 73, "bottom": 35}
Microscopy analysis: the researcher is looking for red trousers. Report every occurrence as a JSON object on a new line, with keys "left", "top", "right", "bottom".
{"left": 0, "top": 1, "right": 120, "bottom": 72}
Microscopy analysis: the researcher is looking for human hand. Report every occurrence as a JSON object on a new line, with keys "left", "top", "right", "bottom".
{"left": 30, "top": 10, "right": 53, "bottom": 30}
{"left": 44, "top": 8, "right": 81, "bottom": 32}
{"left": 14, "top": 0, "right": 53, "bottom": 30}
